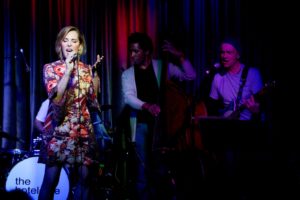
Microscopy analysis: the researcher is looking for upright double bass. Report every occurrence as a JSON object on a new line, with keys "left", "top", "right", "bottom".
{"left": 152, "top": 55, "right": 191, "bottom": 152}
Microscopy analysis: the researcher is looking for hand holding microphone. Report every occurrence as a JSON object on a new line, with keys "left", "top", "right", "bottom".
{"left": 66, "top": 53, "right": 78, "bottom": 74}
{"left": 70, "top": 53, "right": 78, "bottom": 63}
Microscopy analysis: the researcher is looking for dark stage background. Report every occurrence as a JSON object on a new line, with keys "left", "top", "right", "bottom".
{"left": 1, "top": 0, "right": 294, "bottom": 198}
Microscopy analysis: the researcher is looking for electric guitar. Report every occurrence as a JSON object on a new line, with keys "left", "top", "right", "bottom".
{"left": 226, "top": 80, "right": 276, "bottom": 119}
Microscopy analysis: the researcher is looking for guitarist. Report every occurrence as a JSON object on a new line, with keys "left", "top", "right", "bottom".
{"left": 207, "top": 37, "right": 264, "bottom": 121}
{"left": 205, "top": 37, "right": 265, "bottom": 199}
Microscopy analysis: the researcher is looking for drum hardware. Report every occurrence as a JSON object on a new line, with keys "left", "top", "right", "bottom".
{"left": 0, "top": 149, "right": 29, "bottom": 191}
{"left": 32, "top": 135, "right": 43, "bottom": 150}
{"left": 31, "top": 149, "right": 40, "bottom": 156}
{"left": 1, "top": 149, "right": 29, "bottom": 166}
{"left": 29, "top": 135, "right": 43, "bottom": 156}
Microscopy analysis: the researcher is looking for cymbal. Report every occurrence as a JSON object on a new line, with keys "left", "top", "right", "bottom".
{"left": 4, "top": 148, "right": 28, "bottom": 155}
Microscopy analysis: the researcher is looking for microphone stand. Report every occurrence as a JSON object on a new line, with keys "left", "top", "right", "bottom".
{"left": 20, "top": 48, "right": 31, "bottom": 72}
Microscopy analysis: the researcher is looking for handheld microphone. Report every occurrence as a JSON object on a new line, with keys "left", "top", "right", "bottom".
{"left": 70, "top": 53, "right": 78, "bottom": 63}
{"left": 20, "top": 48, "right": 30, "bottom": 72}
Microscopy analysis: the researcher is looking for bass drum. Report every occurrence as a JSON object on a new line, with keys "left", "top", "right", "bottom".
{"left": 5, "top": 156, "right": 69, "bottom": 200}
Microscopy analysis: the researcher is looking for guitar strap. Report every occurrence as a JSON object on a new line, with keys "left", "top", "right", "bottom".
{"left": 235, "top": 66, "right": 249, "bottom": 111}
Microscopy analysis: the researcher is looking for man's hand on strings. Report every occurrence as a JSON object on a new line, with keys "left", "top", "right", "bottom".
{"left": 243, "top": 95, "right": 260, "bottom": 113}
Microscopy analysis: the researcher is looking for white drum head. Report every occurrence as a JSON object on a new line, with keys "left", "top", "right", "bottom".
{"left": 5, "top": 156, "right": 69, "bottom": 200}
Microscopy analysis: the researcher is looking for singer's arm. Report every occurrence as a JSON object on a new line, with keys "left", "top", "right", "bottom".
{"left": 53, "top": 56, "right": 75, "bottom": 103}
{"left": 53, "top": 66, "right": 73, "bottom": 103}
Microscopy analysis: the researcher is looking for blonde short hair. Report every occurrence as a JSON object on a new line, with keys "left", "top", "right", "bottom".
{"left": 55, "top": 26, "right": 86, "bottom": 60}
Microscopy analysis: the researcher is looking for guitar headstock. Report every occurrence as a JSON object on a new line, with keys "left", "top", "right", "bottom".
{"left": 256, "top": 80, "right": 277, "bottom": 97}
{"left": 264, "top": 80, "right": 276, "bottom": 89}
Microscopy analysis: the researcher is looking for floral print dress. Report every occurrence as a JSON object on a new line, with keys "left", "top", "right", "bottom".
{"left": 39, "top": 60, "right": 100, "bottom": 166}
